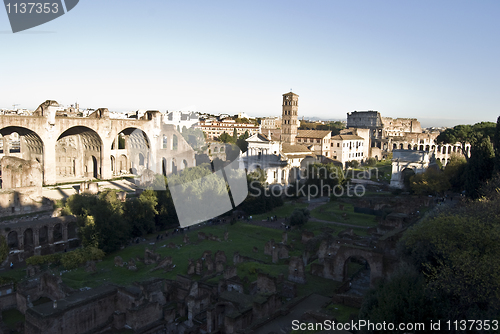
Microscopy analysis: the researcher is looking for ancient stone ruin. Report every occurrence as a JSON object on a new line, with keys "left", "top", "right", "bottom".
{"left": 288, "top": 256, "right": 306, "bottom": 284}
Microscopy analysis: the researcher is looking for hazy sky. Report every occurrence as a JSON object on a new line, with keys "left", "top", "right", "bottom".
{"left": 1, "top": 0, "right": 499, "bottom": 127}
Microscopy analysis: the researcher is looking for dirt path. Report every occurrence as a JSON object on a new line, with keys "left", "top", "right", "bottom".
{"left": 309, "top": 217, "right": 371, "bottom": 229}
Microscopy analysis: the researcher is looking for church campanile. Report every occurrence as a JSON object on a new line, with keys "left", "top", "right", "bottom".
{"left": 281, "top": 92, "right": 299, "bottom": 144}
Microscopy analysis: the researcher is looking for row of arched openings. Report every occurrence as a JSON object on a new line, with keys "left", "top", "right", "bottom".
{"left": 0, "top": 125, "right": 189, "bottom": 181}
{"left": 6, "top": 222, "right": 77, "bottom": 250}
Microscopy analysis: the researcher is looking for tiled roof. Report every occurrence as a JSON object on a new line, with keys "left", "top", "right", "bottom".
{"left": 284, "top": 154, "right": 316, "bottom": 159}
{"left": 331, "top": 134, "right": 364, "bottom": 140}
{"left": 281, "top": 143, "right": 313, "bottom": 154}
{"left": 297, "top": 130, "right": 331, "bottom": 139}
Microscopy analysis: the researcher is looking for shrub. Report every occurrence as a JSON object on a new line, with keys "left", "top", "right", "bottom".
{"left": 348, "top": 160, "right": 359, "bottom": 168}
{"left": 26, "top": 253, "right": 62, "bottom": 266}
{"left": 366, "top": 157, "right": 377, "bottom": 167}
{"left": 25, "top": 247, "right": 104, "bottom": 270}
{"left": 61, "top": 246, "right": 105, "bottom": 270}
{"left": 290, "top": 208, "right": 310, "bottom": 227}
{"left": 0, "top": 236, "right": 7, "bottom": 263}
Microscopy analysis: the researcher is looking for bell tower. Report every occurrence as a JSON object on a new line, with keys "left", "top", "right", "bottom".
{"left": 282, "top": 91, "right": 299, "bottom": 144}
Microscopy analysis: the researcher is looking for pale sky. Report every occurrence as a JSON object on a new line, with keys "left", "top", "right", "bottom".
{"left": 1, "top": 0, "right": 499, "bottom": 127}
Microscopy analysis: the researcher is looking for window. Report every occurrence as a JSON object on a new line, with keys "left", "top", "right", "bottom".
{"left": 337, "top": 143, "right": 340, "bottom": 147}
{"left": 172, "top": 135, "right": 178, "bottom": 150}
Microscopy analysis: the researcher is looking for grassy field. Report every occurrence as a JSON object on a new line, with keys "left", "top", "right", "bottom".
{"left": 310, "top": 201, "right": 377, "bottom": 227}
{"left": 251, "top": 201, "right": 309, "bottom": 221}
{"left": 1, "top": 198, "right": 368, "bottom": 306}
{"left": 2, "top": 308, "right": 25, "bottom": 333}
{"left": 0, "top": 266, "right": 27, "bottom": 282}
{"left": 57, "top": 216, "right": 357, "bottom": 299}
{"left": 60, "top": 221, "right": 310, "bottom": 289}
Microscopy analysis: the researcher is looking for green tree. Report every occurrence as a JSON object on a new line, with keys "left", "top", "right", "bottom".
{"left": 436, "top": 122, "right": 496, "bottom": 161}
{"left": 305, "top": 163, "right": 345, "bottom": 196}
{"left": 347, "top": 160, "right": 359, "bottom": 168}
{"left": 218, "top": 132, "right": 234, "bottom": 143}
{"left": 235, "top": 130, "right": 250, "bottom": 153}
{"left": 232, "top": 128, "right": 238, "bottom": 142}
{"left": 124, "top": 189, "right": 158, "bottom": 237}
{"left": 400, "top": 211, "right": 500, "bottom": 319}
{"left": 464, "top": 136, "right": 494, "bottom": 198}
{"left": 0, "top": 235, "right": 8, "bottom": 263}
{"left": 240, "top": 168, "right": 283, "bottom": 214}
{"left": 289, "top": 208, "right": 310, "bottom": 227}
{"left": 409, "top": 168, "right": 450, "bottom": 195}
{"left": 66, "top": 190, "right": 130, "bottom": 252}
{"left": 494, "top": 116, "right": 500, "bottom": 171}
{"left": 359, "top": 264, "right": 441, "bottom": 333}
{"left": 443, "top": 154, "right": 467, "bottom": 191}
{"left": 328, "top": 121, "right": 345, "bottom": 136}
{"left": 365, "top": 157, "right": 377, "bottom": 167}
{"left": 155, "top": 181, "right": 178, "bottom": 230}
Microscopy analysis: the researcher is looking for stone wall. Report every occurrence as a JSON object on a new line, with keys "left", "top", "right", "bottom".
{"left": 0, "top": 156, "right": 42, "bottom": 190}
{"left": 24, "top": 285, "right": 117, "bottom": 334}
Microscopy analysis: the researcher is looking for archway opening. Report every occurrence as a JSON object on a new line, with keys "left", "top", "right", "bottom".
{"left": 118, "top": 154, "right": 128, "bottom": 174}
{"left": 56, "top": 126, "right": 102, "bottom": 181}
{"left": 116, "top": 128, "right": 151, "bottom": 174}
{"left": 0, "top": 126, "right": 44, "bottom": 186}
{"left": 53, "top": 223, "right": 63, "bottom": 242}
{"left": 91, "top": 156, "right": 98, "bottom": 178}
{"left": 402, "top": 167, "right": 415, "bottom": 190}
{"left": 171, "top": 159, "right": 177, "bottom": 174}
{"left": 343, "top": 255, "right": 371, "bottom": 296}
{"left": 68, "top": 222, "right": 77, "bottom": 239}
{"left": 7, "top": 231, "right": 18, "bottom": 250}
{"left": 39, "top": 226, "right": 48, "bottom": 245}
{"left": 24, "top": 228, "right": 34, "bottom": 252}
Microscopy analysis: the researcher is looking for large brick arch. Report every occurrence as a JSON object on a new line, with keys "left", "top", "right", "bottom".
{"left": 333, "top": 246, "right": 385, "bottom": 287}
{"left": 0, "top": 113, "right": 196, "bottom": 184}
{"left": 114, "top": 127, "right": 151, "bottom": 173}
{"left": 56, "top": 126, "right": 104, "bottom": 180}
{"left": 0, "top": 126, "right": 45, "bottom": 164}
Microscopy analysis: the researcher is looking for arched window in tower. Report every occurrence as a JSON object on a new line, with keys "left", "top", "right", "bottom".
{"left": 162, "top": 135, "right": 168, "bottom": 149}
